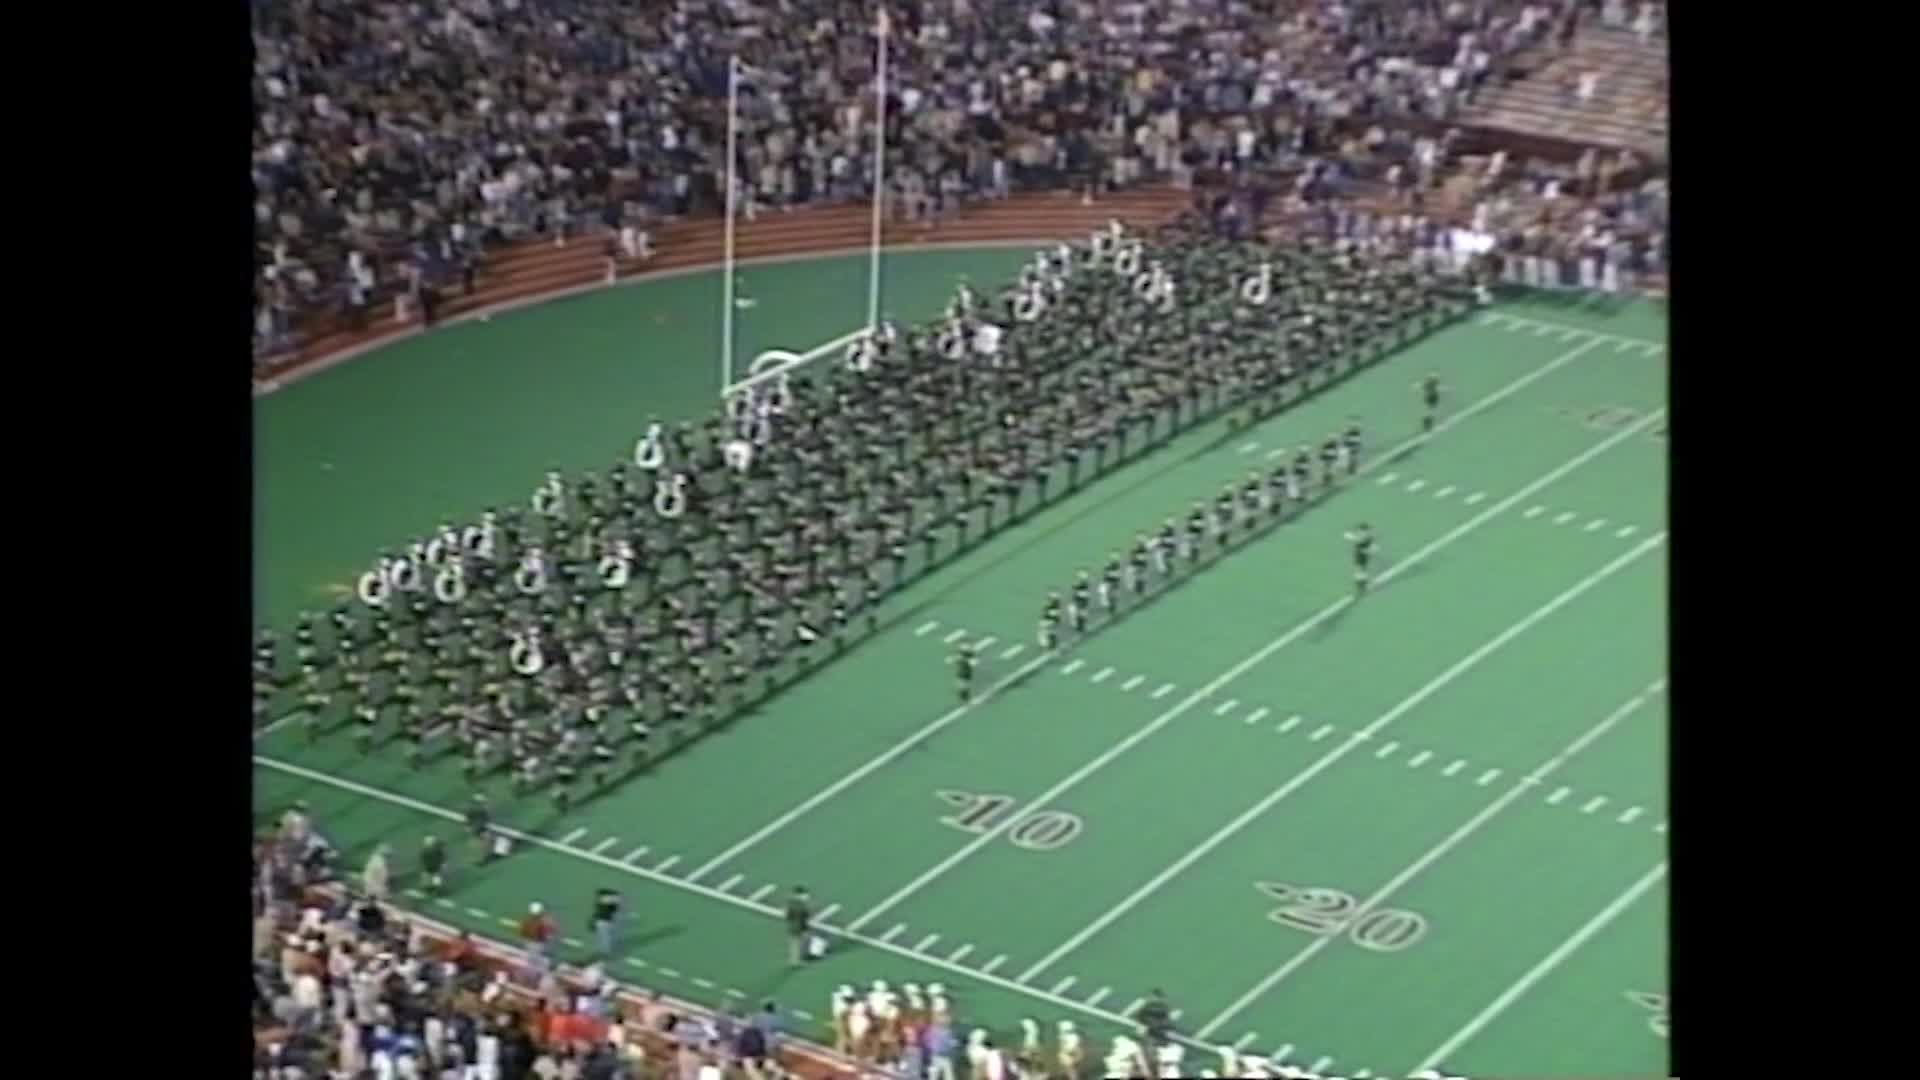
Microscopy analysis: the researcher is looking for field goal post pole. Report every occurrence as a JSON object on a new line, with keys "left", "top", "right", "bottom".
{"left": 720, "top": 54, "right": 743, "bottom": 395}
{"left": 866, "top": 7, "right": 891, "bottom": 335}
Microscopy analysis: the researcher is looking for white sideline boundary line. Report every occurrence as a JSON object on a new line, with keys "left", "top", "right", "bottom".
{"left": 1414, "top": 860, "right": 1669, "bottom": 1072}
{"left": 852, "top": 403, "right": 1663, "bottom": 938}
{"left": 254, "top": 239, "right": 1057, "bottom": 398}
{"left": 704, "top": 336, "right": 1620, "bottom": 896}
{"left": 1196, "top": 676, "right": 1669, "bottom": 1038}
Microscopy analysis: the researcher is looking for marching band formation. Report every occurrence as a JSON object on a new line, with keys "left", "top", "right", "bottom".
{"left": 253, "top": 213, "right": 1475, "bottom": 817}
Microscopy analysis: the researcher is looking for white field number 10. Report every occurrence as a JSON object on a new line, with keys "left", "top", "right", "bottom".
{"left": 937, "top": 790, "right": 1084, "bottom": 850}
{"left": 1255, "top": 881, "right": 1430, "bottom": 952}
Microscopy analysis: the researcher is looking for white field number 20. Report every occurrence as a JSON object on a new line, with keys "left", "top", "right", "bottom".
{"left": 1255, "top": 881, "right": 1429, "bottom": 952}
{"left": 937, "top": 790, "right": 1083, "bottom": 850}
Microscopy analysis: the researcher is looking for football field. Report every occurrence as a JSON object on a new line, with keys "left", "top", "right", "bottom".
{"left": 255, "top": 248, "right": 1669, "bottom": 1078}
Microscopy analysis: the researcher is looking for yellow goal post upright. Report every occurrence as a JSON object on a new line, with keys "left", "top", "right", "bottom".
{"left": 718, "top": 10, "right": 893, "bottom": 428}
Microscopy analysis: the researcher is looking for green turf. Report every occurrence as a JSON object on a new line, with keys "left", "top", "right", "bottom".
{"left": 256, "top": 256, "right": 1668, "bottom": 1078}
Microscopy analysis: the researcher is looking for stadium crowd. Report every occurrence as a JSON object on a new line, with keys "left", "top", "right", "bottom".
{"left": 253, "top": 0, "right": 1662, "bottom": 357}
{"left": 255, "top": 810, "right": 806, "bottom": 1080}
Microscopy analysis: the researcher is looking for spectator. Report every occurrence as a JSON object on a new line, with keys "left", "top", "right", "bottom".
{"left": 362, "top": 843, "right": 390, "bottom": 902}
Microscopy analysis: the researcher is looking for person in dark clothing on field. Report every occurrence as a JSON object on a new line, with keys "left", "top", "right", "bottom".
{"left": 1135, "top": 989, "right": 1174, "bottom": 1048}
{"left": 785, "top": 886, "right": 812, "bottom": 966}
{"left": 590, "top": 887, "right": 622, "bottom": 959}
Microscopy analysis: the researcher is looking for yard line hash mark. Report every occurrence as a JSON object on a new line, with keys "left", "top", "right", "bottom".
{"left": 943, "top": 629, "right": 967, "bottom": 645}
{"left": 915, "top": 621, "right": 938, "bottom": 637}
{"left": 589, "top": 837, "right": 619, "bottom": 855}
{"left": 561, "top": 828, "right": 589, "bottom": 845}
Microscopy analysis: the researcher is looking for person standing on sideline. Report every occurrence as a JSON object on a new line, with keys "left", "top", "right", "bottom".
{"left": 466, "top": 794, "right": 493, "bottom": 863}
{"left": 420, "top": 834, "right": 446, "bottom": 895}
{"left": 363, "top": 844, "right": 391, "bottom": 901}
{"left": 518, "top": 895, "right": 556, "bottom": 960}
{"left": 589, "top": 887, "right": 622, "bottom": 959}
{"left": 1135, "top": 989, "right": 1174, "bottom": 1050}
{"left": 784, "top": 887, "right": 812, "bottom": 966}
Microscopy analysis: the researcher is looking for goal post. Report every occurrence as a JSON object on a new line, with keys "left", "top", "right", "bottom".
{"left": 717, "top": 9, "right": 891, "bottom": 408}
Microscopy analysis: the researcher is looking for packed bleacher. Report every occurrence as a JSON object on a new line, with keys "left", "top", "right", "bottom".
{"left": 250, "top": 0, "right": 1667, "bottom": 362}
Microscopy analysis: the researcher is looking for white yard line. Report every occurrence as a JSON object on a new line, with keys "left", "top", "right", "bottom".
{"left": 698, "top": 337, "right": 1622, "bottom": 897}
{"left": 1023, "top": 535, "right": 1667, "bottom": 991}
{"left": 1413, "top": 861, "right": 1669, "bottom": 1072}
{"left": 1196, "top": 678, "right": 1668, "bottom": 1038}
